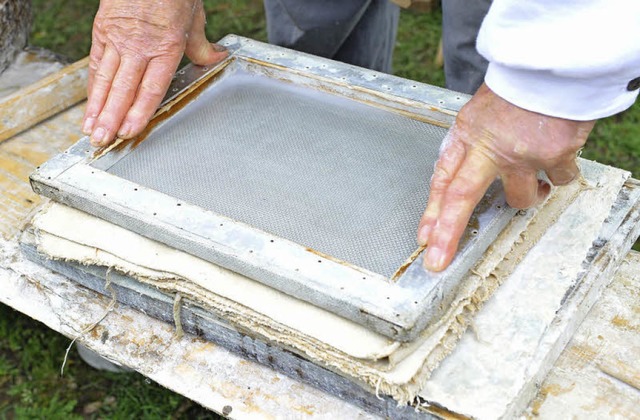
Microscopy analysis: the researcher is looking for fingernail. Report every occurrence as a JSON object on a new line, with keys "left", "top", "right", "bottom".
{"left": 82, "top": 118, "right": 95, "bottom": 135}
{"left": 118, "top": 122, "right": 132, "bottom": 139}
{"left": 424, "top": 246, "right": 446, "bottom": 272}
{"left": 212, "top": 43, "right": 227, "bottom": 53}
{"left": 90, "top": 127, "right": 107, "bottom": 147}
{"left": 417, "top": 225, "right": 431, "bottom": 246}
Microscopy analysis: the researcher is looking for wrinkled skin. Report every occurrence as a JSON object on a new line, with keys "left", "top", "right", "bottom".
{"left": 83, "top": 0, "right": 228, "bottom": 147}
{"left": 418, "top": 83, "right": 595, "bottom": 272}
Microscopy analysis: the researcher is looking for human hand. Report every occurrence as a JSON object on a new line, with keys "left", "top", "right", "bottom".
{"left": 417, "top": 83, "right": 595, "bottom": 272}
{"left": 83, "top": 0, "right": 228, "bottom": 147}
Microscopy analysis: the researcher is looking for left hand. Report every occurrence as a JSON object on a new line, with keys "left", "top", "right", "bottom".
{"left": 83, "top": 0, "right": 228, "bottom": 147}
{"left": 417, "top": 83, "right": 595, "bottom": 272}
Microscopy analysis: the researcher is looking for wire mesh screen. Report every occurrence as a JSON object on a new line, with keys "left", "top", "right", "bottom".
{"left": 106, "top": 71, "right": 447, "bottom": 277}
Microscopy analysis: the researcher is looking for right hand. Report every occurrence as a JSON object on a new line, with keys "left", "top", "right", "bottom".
{"left": 83, "top": 0, "right": 228, "bottom": 147}
{"left": 417, "top": 83, "right": 595, "bottom": 272}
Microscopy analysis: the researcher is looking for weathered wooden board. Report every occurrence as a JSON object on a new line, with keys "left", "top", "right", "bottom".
{"left": 0, "top": 50, "right": 83, "bottom": 239}
{"left": 529, "top": 251, "right": 640, "bottom": 418}
{"left": 419, "top": 178, "right": 640, "bottom": 419}
{"left": 0, "top": 55, "right": 87, "bottom": 143}
{"left": 2, "top": 236, "right": 640, "bottom": 419}
{"left": 0, "top": 102, "right": 84, "bottom": 239}
{"left": 0, "top": 49, "right": 65, "bottom": 99}
{"left": 1, "top": 237, "right": 385, "bottom": 419}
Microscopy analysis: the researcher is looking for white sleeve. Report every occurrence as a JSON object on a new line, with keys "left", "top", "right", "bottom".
{"left": 476, "top": 0, "right": 640, "bottom": 120}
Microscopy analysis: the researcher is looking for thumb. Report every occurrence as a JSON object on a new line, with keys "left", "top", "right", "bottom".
{"left": 185, "top": 1, "right": 228, "bottom": 65}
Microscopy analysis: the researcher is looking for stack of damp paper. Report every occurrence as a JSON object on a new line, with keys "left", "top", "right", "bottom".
{"left": 21, "top": 36, "right": 640, "bottom": 416}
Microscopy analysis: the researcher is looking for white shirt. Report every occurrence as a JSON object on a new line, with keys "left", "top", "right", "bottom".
{"left": 477, "top": 0, "right": 640, "bottom": 120}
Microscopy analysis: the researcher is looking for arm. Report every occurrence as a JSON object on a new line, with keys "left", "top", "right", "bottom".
{"left": 82, "top": 0, "right": 228, "bottom": 147}
{"left": 418, "top": 0, "right": 640, "bottom": 271}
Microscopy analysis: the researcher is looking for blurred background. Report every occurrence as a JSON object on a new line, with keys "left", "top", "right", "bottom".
{"left": 1, "top": 0, "right": 638, "bottom": 418}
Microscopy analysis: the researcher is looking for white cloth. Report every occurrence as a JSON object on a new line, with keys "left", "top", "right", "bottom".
{"left": 477, "top": 0, "right": 640, "bottom": 120}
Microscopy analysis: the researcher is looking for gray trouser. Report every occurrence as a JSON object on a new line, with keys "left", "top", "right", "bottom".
{"left": 264, "top": 0, "right": 400, "bottom": 74}
{"left": 264, "top": 0, "right": 491, "bottom": 95}
{"left": 442, "top": 0, "right": 492, "bottom": 94}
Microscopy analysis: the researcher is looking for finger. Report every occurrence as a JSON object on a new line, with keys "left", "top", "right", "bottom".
{"left": 86, "top": 39, "right": 104, "bottom": 106}
{"left": 502, "top": 169, "right": 542, "bottom": 209}
{"left": 545, "top": 158, "right": 580, "bottom": 186}
{"left": 417, "top": 129, "right": 467, "bottom": 246}
{"left": 83, "top": 45, "right": 119, "bottom": 136}
{"left": 90, "top": 55, "right": 147, "bottom": 147}
{"left": 117, "top": 56, "right": 181, "bottom": 139}
{"left": 423, "top": 149, "right": 498, "bottom": 272}
{"left": 185, "top": 1, "right": 228, "bottom": 65}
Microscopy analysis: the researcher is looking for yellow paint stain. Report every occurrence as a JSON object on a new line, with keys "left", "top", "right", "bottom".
{"left": 580, "top": 379, "right": 639, "bottom": 418}
{"left": 293, "top": 404, "right": 315, "bottom": 415}
{"left": 542, "top": 382, "right": 576, "bottom": 397}
{"left": 529, "top": 382, "right": 576, "bottom": 417}
{"left": 563, "top": 344, "right": 598, "bottom": 370}
{"left": 185, "top": 342, "right": 217, "bottom": 362}
{"left": 611, "top": 315, "right": 640, "bottom": 332}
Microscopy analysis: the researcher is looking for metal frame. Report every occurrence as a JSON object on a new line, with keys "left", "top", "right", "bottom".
{"left": 30, "top": 35, "right": 516, "bottom": 341}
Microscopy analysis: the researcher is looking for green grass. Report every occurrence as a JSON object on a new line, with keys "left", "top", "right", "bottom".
{"left": 1, "top": 1, "right": 637, "bottom": 418}
{"left": 0, "top": 304, "right": 217, "bottom": 419}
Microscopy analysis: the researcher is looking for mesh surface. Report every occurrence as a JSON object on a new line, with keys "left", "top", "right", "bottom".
{"left": 106, "top": 71, "right": 446, "bottom": 277}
